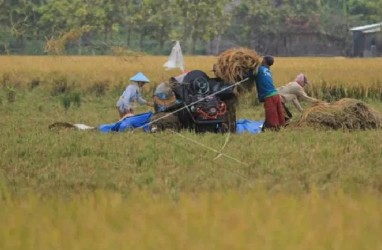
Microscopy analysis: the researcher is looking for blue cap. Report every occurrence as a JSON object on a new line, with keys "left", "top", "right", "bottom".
{"left": 130, "top": 72, "right": 150, "bottom": 83}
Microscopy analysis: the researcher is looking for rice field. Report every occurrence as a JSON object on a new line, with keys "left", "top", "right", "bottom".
{"left": 1, "top": 56, "right": 382, "bottom": 249}
{"left": 2, "top": 56, "right": 382, "bottom": 101}
{"left": 1, "top": 191, "right": 382, "bottom": 250}
{"left": 1, "top": 56, "right": 382, "bottom": 88}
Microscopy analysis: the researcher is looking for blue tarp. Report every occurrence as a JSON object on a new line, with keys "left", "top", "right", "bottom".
{"left": 98, "top": 112, "right": 153, "bottom": 133}
{"left": 236, "top": 119, "right": 264, "bottom": 134}
{"left": 98, "top": 112, "right": 263, "bottom": 135}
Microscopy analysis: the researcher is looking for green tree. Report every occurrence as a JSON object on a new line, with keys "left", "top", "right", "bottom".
{"left": 348, "top": 0, "right": 382, "bottom": 24}
{"left": 89, "top": 0, "right": 123, "bottom": 44}
{"left": 0, "top": 0, "right": 40, "bottom": 53}
{"left": 38, "top": 0, "right": 77, "bottom": 35}
{"left": 202, "top": 0, "right": 232, "bottom": 54}
{"left": 319, "top": 2, "right": 354, "bottom": 55}
{"left": 38, "top": 0, "right": 93, "bottom": 54}
{"left": 175, "top": 0, "right": 231, "bottom": 54}
{"left": 144, "top": 0, "right": 177, "bottom": 53}
{"left": 230, "top": 0, "right": 281, "bottom": 51}
{"left": 122, "top": 0, "right": 137, "bottom": 47}
{"left": 1, "top": 0, "right": 382, "bottom": 55}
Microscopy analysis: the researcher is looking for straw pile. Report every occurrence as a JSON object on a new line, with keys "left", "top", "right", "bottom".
{"left": 215, "top": 47, "right": 261, "bottom": 86}
{"left": 297, "top": 98, "right": 381, "bottom": 130}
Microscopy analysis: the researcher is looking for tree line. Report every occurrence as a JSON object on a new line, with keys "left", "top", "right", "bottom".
{"left": 0, "top": 0, "right": 381, "bottom": 55}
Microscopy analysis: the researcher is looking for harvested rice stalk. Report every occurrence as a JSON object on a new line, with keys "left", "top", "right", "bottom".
{"left": 297, "top": 98, "right": 381, "bottom": 130}
{"left": 215, "top": 47, "right": 261, "bottom": 86}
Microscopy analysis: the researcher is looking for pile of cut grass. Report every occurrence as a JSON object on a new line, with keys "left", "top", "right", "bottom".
{"left": 297, "top": 98, "right": 381, "bottom": 130}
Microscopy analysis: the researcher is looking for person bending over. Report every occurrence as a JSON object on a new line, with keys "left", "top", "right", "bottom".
{"left": 277, "top": 73, "right": 321, "bottom": 114}
{"left": 116, "top": 72, "right": 153, "bottom": 118}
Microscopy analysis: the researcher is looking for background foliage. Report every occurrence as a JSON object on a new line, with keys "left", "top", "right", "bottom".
{"left": 1, "top": 0, "right": 381, "bottom": 55}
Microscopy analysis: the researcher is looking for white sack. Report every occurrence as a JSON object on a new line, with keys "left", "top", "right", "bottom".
{"left": 163, "top": 41, "right": 185, "bottom": 71}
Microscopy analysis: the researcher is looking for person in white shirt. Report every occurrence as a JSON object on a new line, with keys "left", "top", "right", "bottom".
{"left": 116, "top": 72, "right": 153, "bottom": 118}
{"left": 277, "top": 73, "right": 320, "bottom": 113}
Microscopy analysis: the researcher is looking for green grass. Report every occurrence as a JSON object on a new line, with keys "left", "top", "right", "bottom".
{"left": 1, "top": 87, "right": 382, "bottom": 196}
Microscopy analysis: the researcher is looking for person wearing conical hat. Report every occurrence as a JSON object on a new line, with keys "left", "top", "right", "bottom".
{"left": 116, "top": 72, "right": 153, "bottom": 118}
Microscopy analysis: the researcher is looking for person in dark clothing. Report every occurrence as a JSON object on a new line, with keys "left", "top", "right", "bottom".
{"left": 254, "top": 56, "right": 285, "bottom": 130}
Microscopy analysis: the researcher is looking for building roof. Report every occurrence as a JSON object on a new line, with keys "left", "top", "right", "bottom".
{"left": 350, "top": 23, "right": 382, "bottom": 34}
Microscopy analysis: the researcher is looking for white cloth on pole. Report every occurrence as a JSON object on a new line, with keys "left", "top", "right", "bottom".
{"left": 163, "top": 41, "right": 185, "bottom": 71}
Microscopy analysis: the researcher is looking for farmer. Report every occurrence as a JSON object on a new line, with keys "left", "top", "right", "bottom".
{"left": 153, "top": 82, "right": 179, "bottom": 112}
{"left": 278, "top": 73, "right": 321, "bottom": 114}
{"left": 212, "top": 64, "right": 219, "bottom": 77}
{"left": 254, "top": 55, "right": 285, "bottom": 130}
{"left": 116, "top": 72, "right": 153, "bottom": 118}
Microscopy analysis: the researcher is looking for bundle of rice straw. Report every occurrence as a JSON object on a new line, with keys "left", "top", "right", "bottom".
{"left": 215, "top": 47, "right": 261, "bottom": 86}
{"left": 297, "top": 98, "right": 381, "bottom": 130}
